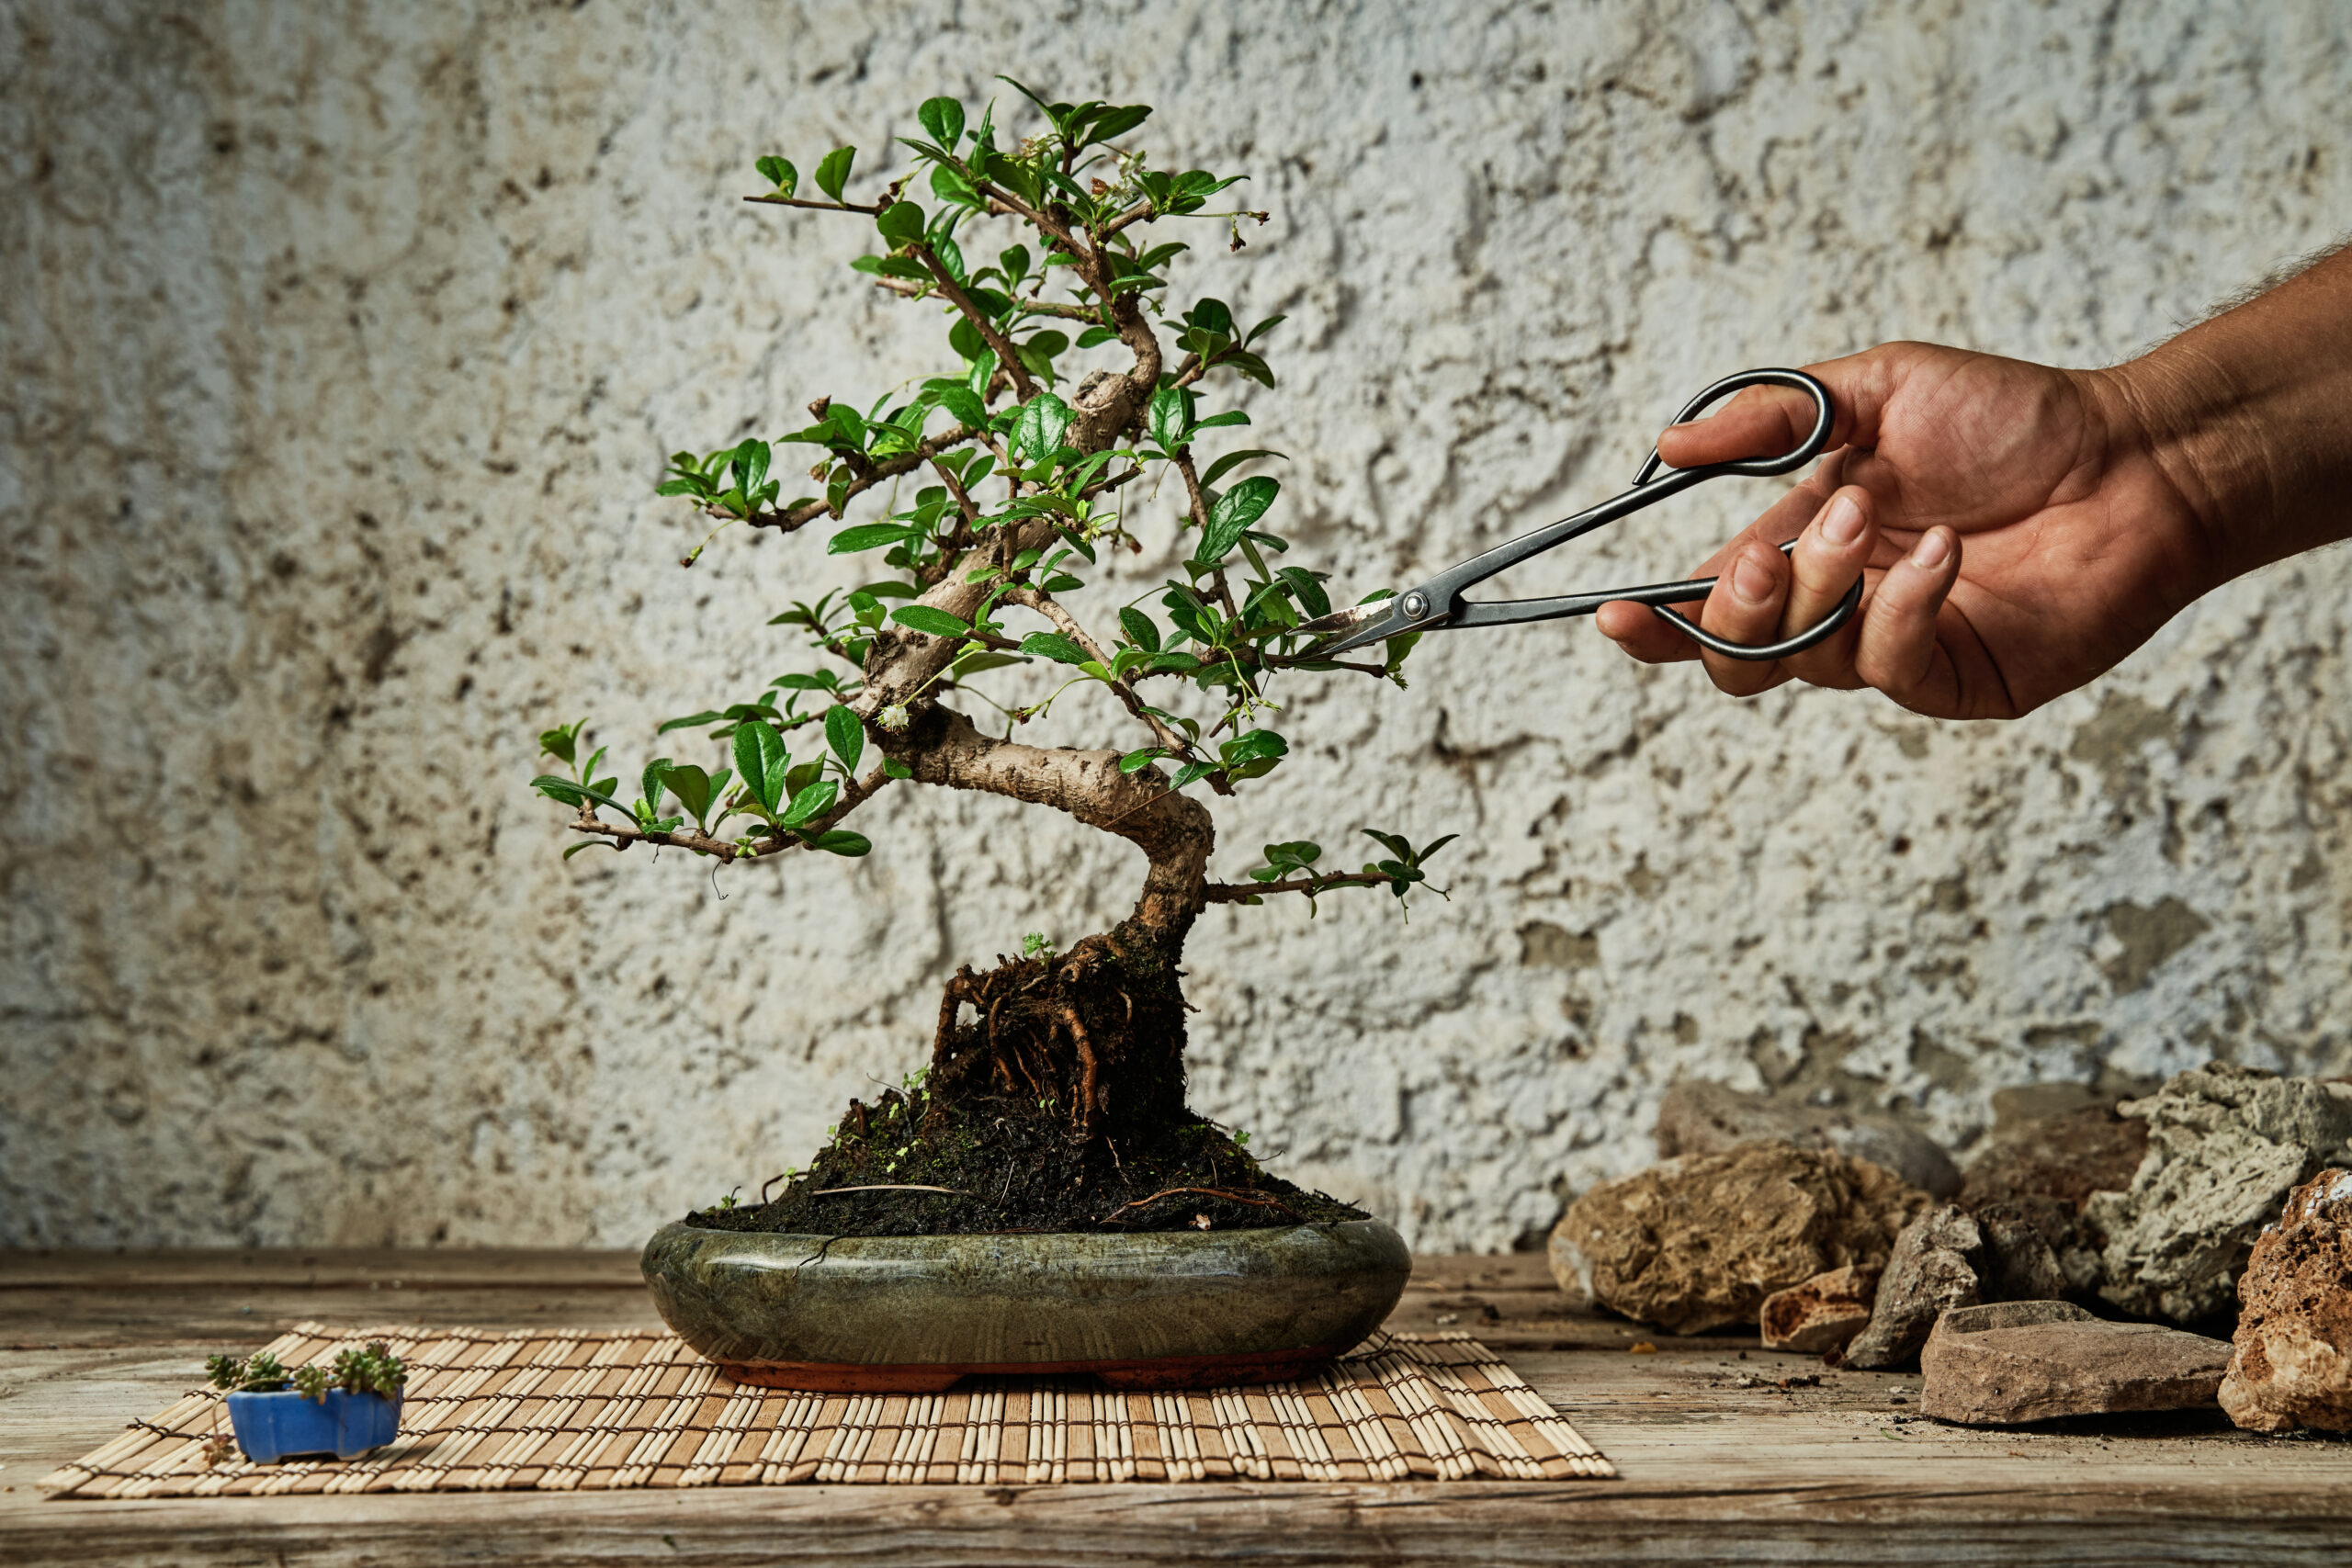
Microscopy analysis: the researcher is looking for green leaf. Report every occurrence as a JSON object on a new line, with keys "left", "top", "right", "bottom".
{"left": 876, "top": 199, "right": 926, "bottom": 249}
{"left": 1221, "top": 729, "right": 1289, "bottom": 765}
{"left": 893, "top": 605, "right": 973, "bottom": 638}
{"left": 657, "top": 710, "right": 727, "bottom": 735}
{"left": 1276, "top": 567, "right": 1332, "bottom": 620}
{"left": 1017, "top": 631, "right": 1088, "bottom": 666}
{"left": 1083, "top": 103, "right": 1150, "bottom": 144}
{"left": 938, "top": 385, "right": 987, "bottom": 428}
{"left": 882, "top": 758, "right": 913, "bottom": 780}
{"left": 1198, "top": 447, "right": 1287, "bottom": 488}
{"left": 734, "top": 723, "right": 788, "bottom": 814}
{"left": 779, "top": 779, "right": 839, "bottom": 829}
{"left": 1012, "top": 392, "right": 1074, "bottom": 459}
{"left": 1196, "top": 476, "right": 1281, "bottom": 564}
{"left": 814, "top": 145, "right": 856, "bottom": 202}
{"left": 784, "top": 760, "right": 826, "bottom": 799}
{"left": 1362, "top": 829, "right": 1413, "bottom": 863}
{"left": 1147, "top": 386, "right": 1185, "bottom": 452}
{"left": 930, "top": 161, "right": 981, "bottom": 209}
{"left": 825, "top": 705, "right": 865, "bottom": 773}
{"left": 1225, "top": 350, "right": 1277, "bottom": 389}
{"left": 1075, "top": 325, "right": 1117, "bottom": 348}
{"left": 561, "top": 840, "right": 616, "bottom": 861}
{"left": 1118, "top": 608, "right": 1161, "bottom": 652}
{"left": 533, "top": 775, "right": 624, "bottom": 813}
{"left": 1415, "top": 833, "right": 1460, "bottom": 865}
{"left": 1189, "top": 298, "right": 1235, "bottom": 337}
{"left": 754, "top": 155, "right": 797, "bottom": 197}
{"left": 918, "top": 96, "right": 966, "bottom": 151}
{"left": 640, "top": 758, "right": 673, "bottom": 813}
{"left": 810, "top": 829, "right": 872, "bottom": 857}
{"left": 537, "top": 724, "right": 580, "bottom": 766}
{"left": 665, "top": 763, "right": 718, "bottom": 827}
{"left": 830, "top": 523, "right": 922, "bottom": 555}
{"left": 1118, "top": 747, "right": 1168, "bottom": 773}
{"left": 1170, "top": 761, "right": 1217, "bottom": 791}
{"left": 1186, "top": 410, "right": 1250, "bottom": 435}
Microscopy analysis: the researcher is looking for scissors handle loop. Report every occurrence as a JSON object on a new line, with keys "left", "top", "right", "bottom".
{"left": 1633, "top": 367, "right": 1837, "bottom": 485}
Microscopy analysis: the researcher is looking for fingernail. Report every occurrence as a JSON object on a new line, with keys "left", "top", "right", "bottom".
{"left": 1731, "top": 553, "right": 1776, "bottom": 604}
{"left": 1821, "top": 493, "right": 1863, "bottom": 546}
{"left": 1910, "top": 529, "right": 1952, "bottom": 570}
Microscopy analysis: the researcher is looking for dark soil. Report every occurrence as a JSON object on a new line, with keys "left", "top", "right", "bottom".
{"left": 684, "top": 935, "right": 1369, "bottom": 1236}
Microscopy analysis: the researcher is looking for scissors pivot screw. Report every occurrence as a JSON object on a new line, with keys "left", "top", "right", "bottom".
{"left": 1401, "top": 591, "right": 1430, "bottom": 620}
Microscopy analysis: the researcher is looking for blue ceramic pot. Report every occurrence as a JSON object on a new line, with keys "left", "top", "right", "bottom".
{"left": 223, "top": 1389, "right": 401, "bottom": 1463}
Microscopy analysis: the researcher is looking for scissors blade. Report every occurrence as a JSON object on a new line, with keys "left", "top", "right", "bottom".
{"left": 1295, "top": 599, "right": 1413, "bottom": 658}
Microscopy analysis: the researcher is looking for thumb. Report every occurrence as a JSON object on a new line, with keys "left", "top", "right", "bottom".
{"left": 1655, "top": 345, "right": 1911, "bottom": 470}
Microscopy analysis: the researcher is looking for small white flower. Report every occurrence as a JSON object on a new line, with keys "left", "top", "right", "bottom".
{"left": 876, "top": 703, "right": 911, "bottom": 733}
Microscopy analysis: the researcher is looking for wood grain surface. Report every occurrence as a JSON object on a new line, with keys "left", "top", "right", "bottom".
{"left": 4, "top": 1248, "right": 2346, "bottom": 1564}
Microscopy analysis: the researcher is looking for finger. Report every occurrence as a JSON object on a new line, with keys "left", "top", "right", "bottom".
{"left": 1656, "top": 385, "right": 1821, "bottom": 469}
{"left": 1780, "top": 485, "right": 1876, "bottom": 689}
{"left": 1691, "top": 537, "right": 1794, "bottom": 697}
{"left": 1853, "top": 526, "right": 1963, "bottom": 715}
{"left": 1595, "top": 596, "right": 1702, "bottom": 663}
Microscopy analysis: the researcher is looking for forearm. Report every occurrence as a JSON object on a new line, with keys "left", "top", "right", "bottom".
{"left": 2102, "top": 242, "right": 2352, "bottom": 583}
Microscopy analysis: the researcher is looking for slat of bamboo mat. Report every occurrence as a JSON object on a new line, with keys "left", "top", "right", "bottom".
{"left": 40, "top": 1323, "right": 1613, "bottom": 1497}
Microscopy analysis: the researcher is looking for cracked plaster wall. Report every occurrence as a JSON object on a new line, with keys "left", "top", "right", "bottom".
{"left": 6, "top": 0, "right": 2349, "bottom": 1249}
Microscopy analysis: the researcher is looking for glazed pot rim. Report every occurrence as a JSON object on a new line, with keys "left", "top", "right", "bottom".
{"left": 654, "top": 1216, "right": 1399, "bottom": 1253}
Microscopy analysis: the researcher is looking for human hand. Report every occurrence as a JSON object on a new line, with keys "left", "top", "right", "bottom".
{"left": 1594, "top": 342, "right": 2218, "bottom": 718}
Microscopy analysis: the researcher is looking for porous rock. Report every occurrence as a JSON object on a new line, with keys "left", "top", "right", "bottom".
{"left": 1841, "top": 1204, "right": 1984, "bottom": 1370}
{"left": 1759, "top": 1265, "right": 1880, "bottom": 1354}
{"left": 1548, "top": 1141, "right": 1928, "bottom": 1335}
{"left": 1657, "top": 1080, "right": 1962, "bottom": 1199}
{"left": 2086, "top": 1066, "right": 2352, "bottom": 1324}
{"left": 2219, "top": 1168, "right": 2352, "bottom": 1432}
{"left": 1920, "top": 1299, "right": 2232, "bottom": 1424}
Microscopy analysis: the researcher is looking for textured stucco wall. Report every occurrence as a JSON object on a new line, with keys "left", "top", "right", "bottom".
{"left": 6, "top": 0, "right": 2349, "bottom": 1250}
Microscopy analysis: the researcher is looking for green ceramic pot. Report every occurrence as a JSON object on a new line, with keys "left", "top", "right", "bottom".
{"left": 640, "top": 1219, "right": 1411, "bottom": 1391}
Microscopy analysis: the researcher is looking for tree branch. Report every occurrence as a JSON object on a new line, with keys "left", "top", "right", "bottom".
{"left": 564, "top": 757, "right": 897, "bottom": 867}
{"left": 749, "top": 423, "right": 983, "bottom": 535}
{"left": 744, "top": 194, "right": 887, "bottom": 217}
{"left": 1202, "top": 872, "right": 1401, "bottom": 904}
{"left": 1002, "top": 584, "right": 1193, "bottom": 758}
{"left": 888, "top": 705, "right": 1214, "bottom": 942}
{"left": 911, "top": 243, "right": 1036, "bottom": 400}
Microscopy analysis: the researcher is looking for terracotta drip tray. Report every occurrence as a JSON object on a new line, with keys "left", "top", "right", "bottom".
{"left": 719, "top": 1342, "right": 1349, "bottom": 1393}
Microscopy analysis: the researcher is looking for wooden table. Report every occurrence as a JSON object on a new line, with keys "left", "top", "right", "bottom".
{"left": 2, "top": 1249, "right": 2344, "bottom": 1563}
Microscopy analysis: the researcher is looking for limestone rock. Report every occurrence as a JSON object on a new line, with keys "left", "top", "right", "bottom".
{"left": 1759, "top": 1265, "right": 1880, "bottom": 1354}
{"left": 1657, "top": 1080, "right": 1962, "bottom": 1198}
{"left": 1842, "top": 1204, "right": 1984, "bottom": 1370}
{"left": 2086, "top": 1066, "right": 2352, "bottom": 1323}
{"left": 1920, "top": 1299, "right": 2232, "bottom": 1424}
{"left": 2220, "top": 1168, "right": 2352, "bottom": 1432}
{"left": 1548, "top": 1141, "right": 1928, "bottom": 1335}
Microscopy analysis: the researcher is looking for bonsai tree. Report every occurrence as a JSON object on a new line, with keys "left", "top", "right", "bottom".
{"left": 535, "top": 82, "right": 1453, "bottom": 1235}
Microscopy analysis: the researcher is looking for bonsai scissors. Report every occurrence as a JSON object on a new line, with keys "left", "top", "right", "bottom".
{"left": 1296, "top": 368, "right": 1861, "bottom": 661}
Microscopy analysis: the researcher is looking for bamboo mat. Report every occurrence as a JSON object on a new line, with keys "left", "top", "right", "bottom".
{"left": 42, "top": 1324, "right": 1611, "bottom": 1495}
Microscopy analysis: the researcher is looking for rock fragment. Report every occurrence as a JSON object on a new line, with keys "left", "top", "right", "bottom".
{"left": 1657, "top": 1079, "right": 1962, "bottom": 1198}
{"left": 1973, "top": 1200, "right": 2072, "bottom": 1303}
{"left": 1920, "top": 1300, "right": 2232, "bottom": 1425}
{"left": 1548, "top": 1140, "right": 1928, "bottom": 1336}
{"left": 1759, "top": 1265, "right": 1880, "bottom": 1354}
{"left": 1842, "top": 1204, "right": 1984, "bottom": 1370}
{"left": 2086, "top": 1065, "right": 2352, "bottom": 1323}
{"left": 2220, "top": 1168, "right": 2352, "bottom": 1432}
{"left": 1960, "top": 1089, "right": 2150, "bottom": 1297}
